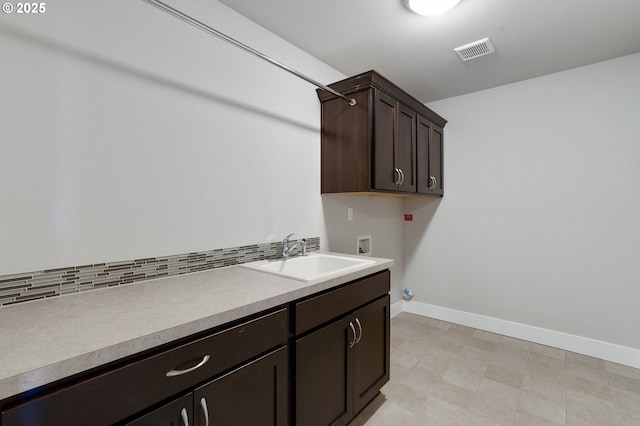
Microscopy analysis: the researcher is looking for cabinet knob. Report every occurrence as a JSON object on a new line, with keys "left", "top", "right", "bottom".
{"left": 398, "top": 168, "right": 405, "bottom": 186}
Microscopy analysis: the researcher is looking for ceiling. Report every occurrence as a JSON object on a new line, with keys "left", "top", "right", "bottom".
{"left": 217, "top": 0, "right": 640, "bottom": 103}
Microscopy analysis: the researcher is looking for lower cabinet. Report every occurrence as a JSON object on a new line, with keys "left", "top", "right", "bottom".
{"left": 0, "top": 270, "right": 391, "bottom": 426}
{"left": 352, "top": 296, "right": 390, "bottom": 415}
{"left": 1, "top": 308, "right": 289, "bottom": 426}
{"left": 127, "top": 347, "right": 288, "bottom": 426}
{"left": 295, "top": 272, "right": 390, "bottom": 426}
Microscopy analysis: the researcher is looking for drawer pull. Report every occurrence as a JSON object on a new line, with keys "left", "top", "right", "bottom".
{"left": 180, "top": 407, "right": 189, "bottom": 426}
{"left": 166, "top": 354, "right": 211, "bottom": 377}
{"left": 200, "top": 397, "right": 210, "bottom": 426}
{"left": 354, "top": 318, "right": 363, "bottom": 345}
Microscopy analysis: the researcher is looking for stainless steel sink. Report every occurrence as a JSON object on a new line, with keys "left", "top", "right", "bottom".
{"left": 240, "top": 253, "right": 375, "bottom": 282}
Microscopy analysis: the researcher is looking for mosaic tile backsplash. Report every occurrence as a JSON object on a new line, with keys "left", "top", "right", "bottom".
{"left": 0, "top": 237, "right": 320, "bottom": 307}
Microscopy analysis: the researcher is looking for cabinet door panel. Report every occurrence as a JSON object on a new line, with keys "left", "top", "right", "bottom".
{"left": 417, "top": 116, "right": 444, "bottom": 196}
{"left": 417, "top": 115, "right": 432, "bottom": 194}
{"left": 429, "top": 125, "right": 444, "bottom": 195}
{"left": 353, "top": 296, "right": 390, "bottom": 414}
{"left": 396, "top": 103, "right": 417, "bottom": 193}
{"left": 296, "top": 317, "right": 353, "bottom": 426}
{"left": 194, "top": 347, "right": 288, "bottom": 426}
{"left": 320, "top": 89, "right": 372, "bottom": 193}
{"left": 373, "top": 90, "right": 398, "bottom": 191}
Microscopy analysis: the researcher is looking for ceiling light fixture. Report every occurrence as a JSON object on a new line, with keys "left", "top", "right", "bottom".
{"left": 404, "top": 0, "right": 463, "bottom": 16}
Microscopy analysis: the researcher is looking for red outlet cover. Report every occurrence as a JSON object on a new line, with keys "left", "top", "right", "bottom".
{"left": 404, "top": 214, "right": 413, "bottom": 221}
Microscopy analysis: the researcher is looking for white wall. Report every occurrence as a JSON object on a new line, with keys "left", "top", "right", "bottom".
{"left": 404, "top": 53, "right": 640, "bottom": 352}
{"left": 0, "top": 0, "right": 404, "bottom": 279}
{"left": 322, "top": 194, "right": 405, "bottom": 304}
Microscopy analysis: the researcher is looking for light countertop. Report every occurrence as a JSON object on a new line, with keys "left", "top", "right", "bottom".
{"left": 0, "top": 253, "right": 392, "bottom": 401}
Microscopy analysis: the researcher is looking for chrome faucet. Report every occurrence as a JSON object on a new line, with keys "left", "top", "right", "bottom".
{"left": 282, "top": 233, "right": 307, "bottom": 258}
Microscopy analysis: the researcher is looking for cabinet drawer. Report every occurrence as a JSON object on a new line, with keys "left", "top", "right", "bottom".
{"left": 295, "top": 270, "right": 389, "bottom": 335}
{"left": 2, "top": 307, "right": 288, "bottom": 426}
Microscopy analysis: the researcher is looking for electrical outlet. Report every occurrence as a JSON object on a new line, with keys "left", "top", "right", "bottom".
{"left": 347, "top": 208, "right": 353, "bottom": 221}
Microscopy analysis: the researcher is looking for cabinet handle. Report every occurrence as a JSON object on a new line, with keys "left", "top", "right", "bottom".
{"left": 399, "top": 168, "right": 405, "bottom": 186}
{"left": 180, "top": 407, "right": 190, "bottom": 426}
{"left": 354, "top": 318, "right": 363, "bottom": 345}
{"left": 200, "top": 397, "right": 210, "bottom": 426}
{"left": 348, "top": 321, "right": 357, "bottom": 348}
{"left": 429, "top": 176, "right": 436, "bottom": 189}
{"left": 165, "top": 354, "right": 210, "bottom": 377}
{"left": 393, "top": 168, "right": 401, "bottom": 185}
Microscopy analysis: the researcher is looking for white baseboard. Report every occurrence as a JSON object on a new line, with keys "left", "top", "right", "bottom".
{"left": 401, "top": 300, "right": 640, "bottom": 369}
{"left": 390, "top": 300, "right": 404, "bottom": 318}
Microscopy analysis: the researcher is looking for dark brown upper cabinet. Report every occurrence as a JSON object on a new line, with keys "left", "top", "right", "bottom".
{"left": 317, "top": 70, "right": 446, "bottom": 197}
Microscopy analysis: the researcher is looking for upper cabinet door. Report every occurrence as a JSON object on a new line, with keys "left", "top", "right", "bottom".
{"left": 396, "top": 102, "right": 417, "bottom": 193}
{"left": 417, "top": 115, "right": 444, "bottom": 195}
{"left": 373, "top": 90, "right": 398, "bottom": 192}
{"left": 373, "top": 91, "right": 416, "bottom": 193}
{"left": 429, "top": 124, "right": 444, "bottom": 195}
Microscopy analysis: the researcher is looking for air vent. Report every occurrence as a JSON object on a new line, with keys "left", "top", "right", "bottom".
{"left": 454, "top": 37, "right": 495, "bottom": 61}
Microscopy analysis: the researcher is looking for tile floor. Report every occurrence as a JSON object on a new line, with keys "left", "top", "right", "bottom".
{"left": 352, "top": 313, "right": 640, "bottom": 425}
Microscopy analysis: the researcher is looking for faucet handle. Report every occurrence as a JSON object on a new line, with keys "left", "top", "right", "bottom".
{"left": 283, "top": 233, "right": 294, "bottom": 243}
